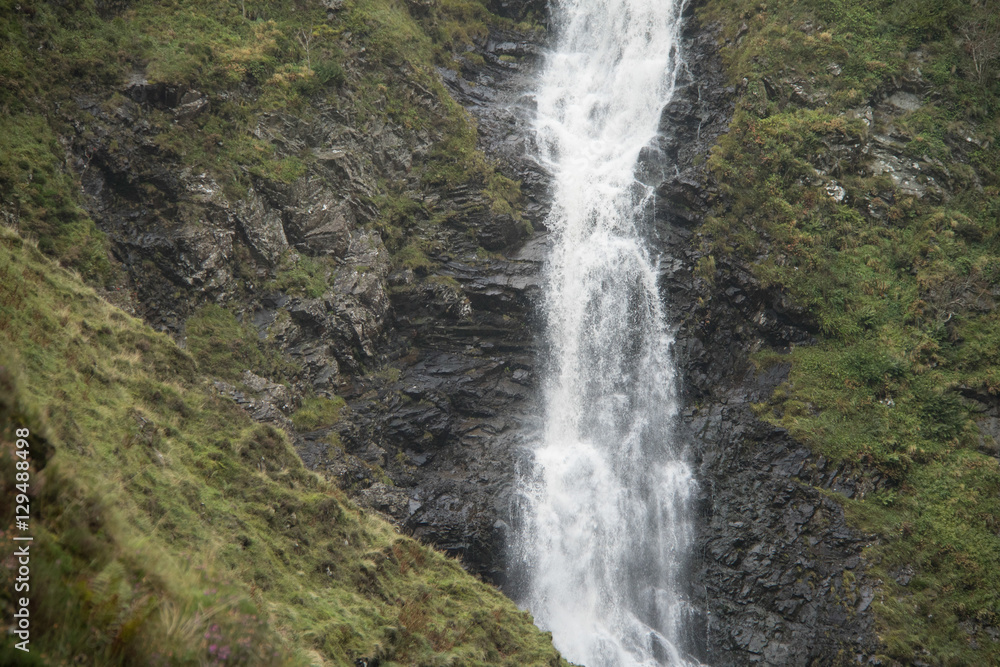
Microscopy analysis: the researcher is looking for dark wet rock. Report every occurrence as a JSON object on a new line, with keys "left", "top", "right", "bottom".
{"left": 962, "top": 388, "right": 1000, "bottom": 459}
{"left": 678, "top": 407, "right": 879, "bottom": 665}
{"left": 125, "top": 77, "right": 197, "bottom": 109}
{"left": 356, "top": 482, "right": 411, "bottom": 523}
{"left": 236, "top": 186, "right": 290, "bottom": 265}
{"left": 651, "top": 19, "right": 734, "bottom": 227}
{"left": 213, "top": 373, "right": 296, "bottom": 431}
{"left": 439, "top": 24, "right": 552, "bottom": 231}
{"left": 279, "top": 176, "right": 357, "bottom": 257}
{"left": 241, "top": 370, "right": 296, "bottom": 411}
{"left": 174, "top": 89, "right": 210, "bottom": 121}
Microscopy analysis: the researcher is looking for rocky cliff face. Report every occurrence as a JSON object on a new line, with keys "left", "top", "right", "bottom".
{"left": 70, "top": 3, "right": 551, "bottom": 584}
{"left": 67, "top": 1, "right": 885, "bottom": 664}
{"left": 651, "top": 13, "right": 880, "bottom": 666}
{"left": 303, "top": 20, "right": 554, "bottom": 582}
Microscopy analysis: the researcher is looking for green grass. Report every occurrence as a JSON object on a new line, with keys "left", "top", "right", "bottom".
{"left": 184, "top": 303, "right": 296, "bottom": 383}
{"left": 701, "top": 0, "right": 1000, "bottom": 662}
{"left": 266, "top": 253, "right": 333, "bottom": 299}
{"left": 0, "top": 225, "right": 566, "bottom": 666}
{"left": 394, "top": 243, "right": 436, "bottom": 273}
{"left": 0, "top": 113, "right": 112, "bottom": 282}
{"left": 291, "top": 396, "right": 347, "bottom": 431}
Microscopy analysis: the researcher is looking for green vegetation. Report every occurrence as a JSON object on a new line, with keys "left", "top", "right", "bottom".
{"left": 185, "top": 303, "right": 295, "bottom": 383}
{"left": 0, "top": 114, "right": 112, "bottom": 282}
{"left": 371, "top": 191, "right": 442, "bottom": 272}
{"left": 267, "top": 253, "right": 334, "bottom": 299}
{"left": 701, "top": 0, "right": 1000, "bottom": 662}
{"left": 394, "top": 242, "right": 436, "bottom": 273}
{"left": 292, "top": 396, "right": 348, "bottom": 431}
{"left": 0, "top": 226, "right": 565, "bottom": 665}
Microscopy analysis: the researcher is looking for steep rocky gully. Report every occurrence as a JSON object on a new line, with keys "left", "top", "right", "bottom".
{"left": 68, "top": 1, "right": 892, "bottom": 665}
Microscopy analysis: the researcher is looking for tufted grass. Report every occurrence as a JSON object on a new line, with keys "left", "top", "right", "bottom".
{"left": 292, "top": 396, "right": 348, "bottom": 431}
{"left": 184, "top": 303, "right": 298, "bottom": 384}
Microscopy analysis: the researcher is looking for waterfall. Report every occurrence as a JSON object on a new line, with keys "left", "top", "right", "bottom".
{"left": 512, "top": 0, "right": 698, "bottom": 665}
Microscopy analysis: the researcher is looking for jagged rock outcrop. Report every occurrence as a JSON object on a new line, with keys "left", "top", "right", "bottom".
{"left": 288, "top": 16, "right": 552, "bottom": 580}
{"left": 301, "top": 230, "right": 548, "bottom": 580}
{"left": 71, "top": 0, "right": 549, "bottom": 583}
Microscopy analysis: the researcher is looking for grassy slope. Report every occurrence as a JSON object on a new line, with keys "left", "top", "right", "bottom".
{"left": 698, "top": 0, "right": 1000, "bottom": 663}
{"left": 0, "top": 225, "right": 565, "bottom": 665}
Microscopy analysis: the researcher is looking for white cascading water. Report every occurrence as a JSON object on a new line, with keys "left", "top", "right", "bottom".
{"left": 513, "top": 0, "right": 698, "bottom": 665}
